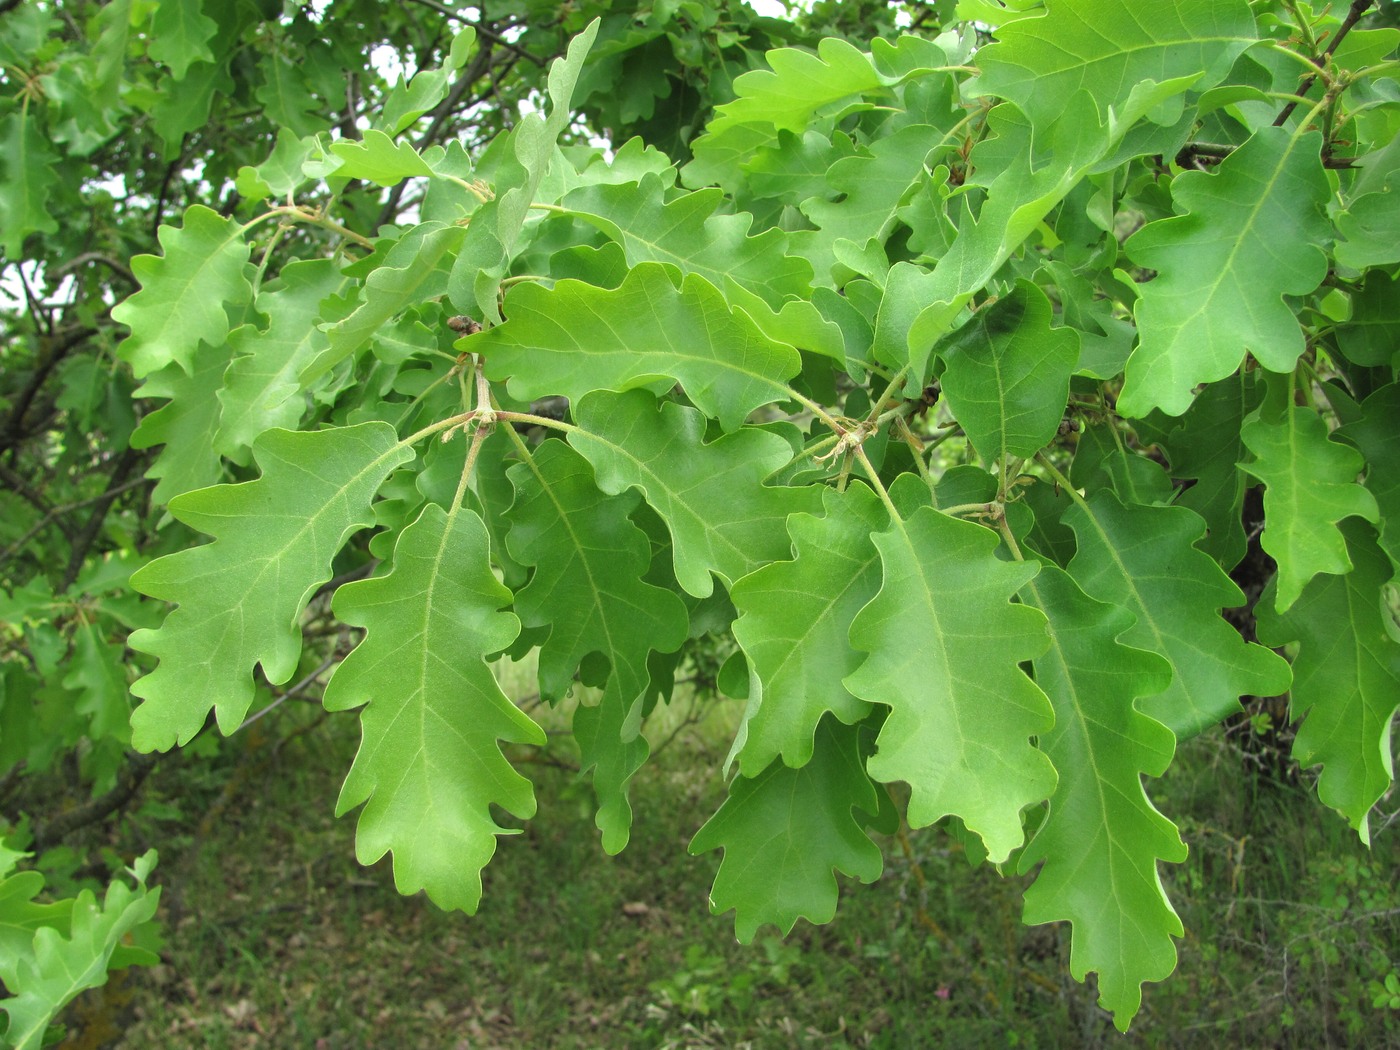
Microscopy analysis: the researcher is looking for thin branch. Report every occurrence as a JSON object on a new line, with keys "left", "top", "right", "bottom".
{"left": 237, "top": 654, "right": 339, "bottom": 732}
{"left": 1274, "top": 0, "right": 1376, "bottom": 127}
{"left": 53, "top": 252, "right": 137, "bottom": 285}
{"left": 401, "top": 0, "right": 547, "bottom": 66}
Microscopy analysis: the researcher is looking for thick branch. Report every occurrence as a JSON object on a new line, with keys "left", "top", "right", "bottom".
{"left": 29, "top": 753, "right": 160, "bottom": 853}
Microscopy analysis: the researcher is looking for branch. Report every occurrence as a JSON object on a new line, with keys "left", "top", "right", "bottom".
{"left": 1274, "top": 0, "right": 1376, "bottom": 127}
{"left": 402, "top": 0, "right": 547, "bottom": 66}
{"left": 29, "top": 753, "right": 160, "bottom": 853}
{"left": 58, "top": 447, "right": 146, "bottom": 591}
{"left": 0, "top": 475, "right": 148, "bottom": 571}
{"left": 52, "top": 252, "right": 136, "bottom": 285}
{"left": 0, "top": 325, "right": 95, "bottom": 455}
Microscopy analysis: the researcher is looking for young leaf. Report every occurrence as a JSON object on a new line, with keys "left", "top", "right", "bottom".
{"left": 323, "top": 504, "right": 544, "bottom": 913}
{"left": 1241, "top": 404, "right": 1380, "bottom": 612}
{"left": 690, "top": 718, "right": 883, "bottom": 942}
{"left": 729, "top": 484, "right": 884, "bottom": 775}
{"left": 937, "top": 280, "right": 1079, "bottom": 463}
{"left": 128, "top": 342, "right": 231, "bottom": 505}
{"left": 474, "top": 264, "right": 800, "bottom": 432}
{"left": 1256, "top": 521, "right": 1400, "bottom": 843}
{"left": 560, "top": 175, "right": 811, "bottom": 307}
{"left": 1118, "top": 129, "right": 1332, "bottom": 417}
{"left": 0, "top": 851, "right": 159, "bottom": 1050}
{"left": 568, "top": 391, "right": 823, "bottom": 597}
{"left": 1064, "top": 490, "right": 1292, "bottom": 738}
{"left": 128, "top": 424, "right": 414, "bottom": 749}
{"left": 302, "top": 222, "right": 466, "bottom": 385}
{"left": 329, "top": 130, "right": 436, "bottom": 187}
{"left": 112, "top": 205, "right": 254, "bottom": 377}
{"left": 1018, "top": 565, "right": 1182, "bottom": 1033}
{"left": 845, "top": 476, "right": 1056, "bottom": 861}
{"left": 215, "top": 259, "right": 347, "bottom": 463}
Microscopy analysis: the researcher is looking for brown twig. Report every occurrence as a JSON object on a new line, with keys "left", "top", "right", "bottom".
{"left": 1273, "top": 0, "right": 1376, "bottom": 127}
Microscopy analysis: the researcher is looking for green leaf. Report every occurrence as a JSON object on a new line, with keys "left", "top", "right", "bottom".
{"left": 454, "top": 20, "right": 597, "bottom": 321}
{"left": 937, "top": 280, "right": 1079, "bottom": 463}
{"left": 474, "top": 264, "right": 800, "bottom": 432}
{"left": 61, "top": 621, "right": 131, "bottom": 744}
{"left": 0, "top": 851, "right": 159, "bottom": 1050}
{"left": 128, "top": 424, "right": 414, "bottom": 749}
{"left": 1158, "top": 372, "right": 1262, "bottom": 569}
{"left": 1241, "top": 404, "right": 1380, "bottom": 612}
{"left": 0, "top": 109, "right": 58, "bottom": 258}
{"left": 1335, "top": 271, "right": 1400, "bottom": 369}
{"left": 901, "top": 93, "right": 1118, "bottom": 380}
{"left": 729, "top": 484, "right": 884, "bottom": 775}
{"left": 0, "top": 868, "right": 73, "bottom": 979}
{"left": 505, "top": 441, "right": 688, "bottom": 851}
{"left": 216, "top": 259, "right": 346, "bottom": 463}
{"left": 974, "top": 0, "right": 1256, "bottom": 133}
{"left": 690, "top": 718, "right": 883, "bottom": 941}
{"left": 1018, "top": 565, "right": 1182, "bottom": 1033}
{"left": 329, "top": 130, "right": 436, "bottom": 187}
{"left": 1064, "top": 490, "right": 1292, "bottom": 738}
{"left": 560, "top": 174, "right": 811, "bottom": 307}
{"left": 129, "top": 342, "right": 230, "bottom": 505}
{"left": 844, "top": 476, "right": 1056, "bottom": 861}
{"left": 147, "top": 0, "right": 217, "bottom": 79}
{"left": 1118, "top": 129, "right": 1332, "bottom": 417}
{"left": 1256, "top": 521, "right": 1400, "bottom": 843}
{"left": 1335, "top": 167, "right": 1400, "bottom": 271}
{"left": 568, "top": 391, "right": 823, "bottom": 598}
{"left": 301, "top": 222, "right": 465, "bottom": 386}
{"left": 323, "top": 504, "right": 543, "bottom": 912}
{"left": 685, "top": 37, "right": 889, "bottom": 188}
{"left": 797, "top": 122, "right": 951, "bottom": 281}
{"left": 1337, "top": 384, "right": 1400, "bottom": 572}
{"left": 112, "top": 205, "right": 253, "bottom": 377}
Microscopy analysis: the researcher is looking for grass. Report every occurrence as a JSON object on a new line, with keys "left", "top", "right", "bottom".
{"left": 41, "top": 678, "right": 1400, "bottom": 1050}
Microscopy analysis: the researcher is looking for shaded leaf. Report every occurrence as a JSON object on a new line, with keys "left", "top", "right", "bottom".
{"left": 729, "top": 484, "right": 884, "bottom": 774}
{"left": 1018, "top": 565, "right": 1182, "bottom": 1033}
{"left": 1241, "top": 404, "right": 1380, "bottom": 612}
{"left": 690, "top": 718, "right": 883, "bottom": 941}
{"left": 937, "top": 280, "right": 1078, "bottom": 462}
{"left": 568, "top": 391, "right": 823, "bottom": 598}
{"left": 1064, "top": 490, "right": 1292, "bottom": 738}
{"left": 1256, "top": 521, "right": 1400, "bottom": 842}
{"left": 505, "top": 441, "right": 688, "bottom": 851}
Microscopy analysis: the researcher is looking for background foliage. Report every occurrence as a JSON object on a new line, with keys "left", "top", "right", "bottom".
{"left": 1, "top": 0, "right": 1398, "bottom": 1045}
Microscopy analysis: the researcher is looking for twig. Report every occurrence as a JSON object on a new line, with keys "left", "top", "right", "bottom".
{"left": 236, "top": 654, "right": 339, "bottom": 732}
{"left": 1274, "top": 0, "right": 1376, "bottom": 127}
{"left": 0, "top": 475, "right": 147, "bottom": 571}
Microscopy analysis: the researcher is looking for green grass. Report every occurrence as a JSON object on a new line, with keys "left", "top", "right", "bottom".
{"left": 45, "top": 685, "right": 1400, "bottom": 1050}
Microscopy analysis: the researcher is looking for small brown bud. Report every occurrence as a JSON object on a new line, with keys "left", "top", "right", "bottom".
{"left": 447, "top": 315, "right": 482, "bottom": 335}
